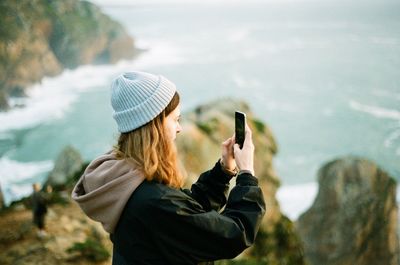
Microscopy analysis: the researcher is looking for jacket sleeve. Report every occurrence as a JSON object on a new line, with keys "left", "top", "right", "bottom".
{"left": 182, "top": 160, "right": 234, "bottom": 212}
{"left": 142, "top": 173, "right": 266, "bottom": 264}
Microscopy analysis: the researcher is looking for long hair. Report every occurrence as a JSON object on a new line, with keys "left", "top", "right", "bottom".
{"left": 113, "top": 92, "right": 183, "bottom": 188}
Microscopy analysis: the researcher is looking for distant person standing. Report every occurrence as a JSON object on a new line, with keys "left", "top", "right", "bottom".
{"left": 31, "top": 183, "right": 50, "bottom": 238}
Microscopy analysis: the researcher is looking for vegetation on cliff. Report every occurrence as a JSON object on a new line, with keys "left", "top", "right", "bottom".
{"left": 0, "top": 0, "right": 135, "bottom": 110}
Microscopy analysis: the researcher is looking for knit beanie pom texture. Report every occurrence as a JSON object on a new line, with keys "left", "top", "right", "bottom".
{"left": 111, "top": 71, "right": 177, "bottom": 133}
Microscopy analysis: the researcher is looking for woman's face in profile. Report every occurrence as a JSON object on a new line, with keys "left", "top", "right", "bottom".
{"left": 165, "top": 104, "right": 182, "bottom": 141}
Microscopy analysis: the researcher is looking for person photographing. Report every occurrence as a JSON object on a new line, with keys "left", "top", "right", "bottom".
{"left": 72, "top": 71, "right": 265, "bottom": 265}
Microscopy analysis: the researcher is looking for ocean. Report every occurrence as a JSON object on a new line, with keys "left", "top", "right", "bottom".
{"left": 0, "top": 0, "right": 399, "bottom": 219}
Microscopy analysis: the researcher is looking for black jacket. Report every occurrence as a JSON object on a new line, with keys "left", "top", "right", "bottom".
{"left": 111, "top": 161, "right": 266, "bottom": 265}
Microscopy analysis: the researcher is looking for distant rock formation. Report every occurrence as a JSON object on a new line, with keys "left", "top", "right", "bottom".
{"left": 177, "top": 99, "right": 306, "bottom": 264}
{"left": 0, "top": 0, "right": 136, "bottom": 110}
{"left": 47, "top": 145, "right": 84, "bottom": 188}
{"left": 297, "top": 157, "right": 399, "bottom": 265}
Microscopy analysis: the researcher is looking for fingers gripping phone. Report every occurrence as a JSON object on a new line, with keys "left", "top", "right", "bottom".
{"left": 235, "top": 111, "right": 246, "bottom": 149}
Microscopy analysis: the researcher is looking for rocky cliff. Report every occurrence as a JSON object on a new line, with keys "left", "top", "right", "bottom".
{"left": 47, "top": 146, "right": 84, "bottom": 188}
{"left": 0, "top": 0, "right": 135, "bottom": 110}
{"left": 297, "top": 157, "right": 399, "bottom": 265}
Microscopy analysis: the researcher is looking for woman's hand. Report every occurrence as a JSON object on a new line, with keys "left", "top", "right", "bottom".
{"left": 234, "top": 124, "right": 255, "bottom": 175}
{"left": 221, "top": 135, "right": 236, "bottom": 172}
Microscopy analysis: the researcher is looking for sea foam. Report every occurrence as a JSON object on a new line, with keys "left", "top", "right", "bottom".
{"left": 276, "top": 182, "right": 318, "bottom": 220}
{"left": 349, "top": 100, "right": 400, "bottom": 120}
{"left": 349, "top": 100, "right": 400, "bottom": 155}
{"left": 0, "top": 66, "right": 112, "bottom": 132}
{"left": 0, "top": 157, "right": 54, "bottom": 206}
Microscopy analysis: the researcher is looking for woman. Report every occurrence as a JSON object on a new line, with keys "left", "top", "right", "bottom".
{"left": 72, "top": 71, "right": 265, "bottom": 265}
{"left": 31, "top": 183, "right": 49, "bottom": 238}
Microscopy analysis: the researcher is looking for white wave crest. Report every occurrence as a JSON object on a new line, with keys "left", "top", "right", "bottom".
{"left": 276, "top": 182, "right": 318, "bottom": 220}
{"left": 349, "top": 100, "right": 400, "bottom": 120}
{"left": 384, "top": 130, "right": 400, "bottom": 148}
{"left": 0, "top": 64, "right": 118, "bottom": 132}
{"left": 132, "top": 39, "right": 186, "bottom": 67}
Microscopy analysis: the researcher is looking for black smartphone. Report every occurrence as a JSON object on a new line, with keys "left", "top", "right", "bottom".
{"left": 235, "top": 111, "right": 246, "bottom": 149}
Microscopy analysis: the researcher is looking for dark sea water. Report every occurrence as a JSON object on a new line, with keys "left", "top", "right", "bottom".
{"left": 1, "top": 0, "right": 399, "bottom": 218}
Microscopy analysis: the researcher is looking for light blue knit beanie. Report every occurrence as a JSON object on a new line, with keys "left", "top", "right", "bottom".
{"left": 111, "top": 71, "right": 177, "bottom": 133}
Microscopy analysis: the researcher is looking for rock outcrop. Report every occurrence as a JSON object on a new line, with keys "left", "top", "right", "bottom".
{"left": 297, "top": 157, "right": 399, "bottom": 265}
{"left": 177, "top": 99, "right": 306, "bottom": 264}
{"left": 0, "top": 0, "right": 136, "bottom": 110}
{"left": 47, "top": 145, "right": 84, "bottom": 188}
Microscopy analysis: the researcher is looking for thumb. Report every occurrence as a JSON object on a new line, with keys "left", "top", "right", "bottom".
{"left": 233, "top": 143, "right": 241, "bottom": 152}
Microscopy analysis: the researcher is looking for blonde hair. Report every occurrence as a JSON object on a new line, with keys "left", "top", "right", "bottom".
{"left": 113, "top": 92, "right": 183, "bottom": 188}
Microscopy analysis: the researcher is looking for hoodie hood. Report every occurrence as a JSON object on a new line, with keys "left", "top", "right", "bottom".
{"left": 71, "top": 151, "right": 145, "bottom": 233}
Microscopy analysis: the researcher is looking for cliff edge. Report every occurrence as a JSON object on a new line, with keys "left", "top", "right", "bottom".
{"left": 0, "top": 0, "right": 136, "bottom": 110}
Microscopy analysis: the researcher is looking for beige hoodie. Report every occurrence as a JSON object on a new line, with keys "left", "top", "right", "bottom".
{"left": 71, "top": 151, "right": 145, "bottom": 234}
